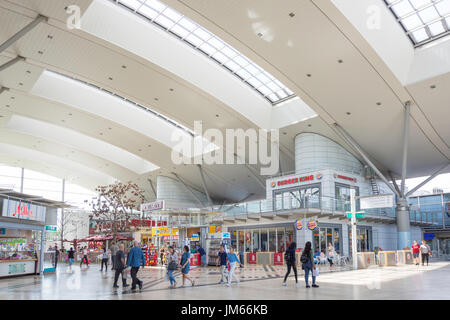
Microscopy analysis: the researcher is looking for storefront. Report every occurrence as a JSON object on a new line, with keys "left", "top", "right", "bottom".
{"left": 0, "top": 190, "right": 61, "bottom": 278}
{"left": 312, "top": 223, "right": 343, "bottom": 254}
{"left": 228, "top": 223, "right": 296, "bottom": 254}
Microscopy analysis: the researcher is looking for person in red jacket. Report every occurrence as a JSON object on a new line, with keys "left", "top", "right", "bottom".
{"left": 411, "top": 240, "right": 420, "bottom": 266}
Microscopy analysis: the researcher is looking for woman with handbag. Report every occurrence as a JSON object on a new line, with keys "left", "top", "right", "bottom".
{"left": 166, "top": 246, "right": 179, "bottom": 288}
{"left": 301, "top": 241, "right": 319, "bottom": 288}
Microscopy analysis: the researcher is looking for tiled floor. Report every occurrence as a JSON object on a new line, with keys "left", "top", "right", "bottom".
{"left": 0, "top": 261, "right": 449, "bottom": 300}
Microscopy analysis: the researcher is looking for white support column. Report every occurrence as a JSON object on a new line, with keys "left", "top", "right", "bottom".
{"left": 350, "top": 188, "right": 358, "bottom": 270}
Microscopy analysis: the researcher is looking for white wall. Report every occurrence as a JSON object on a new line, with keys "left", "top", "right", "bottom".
{"left": 156, "top": 175, "right": 208, "bottom": 209}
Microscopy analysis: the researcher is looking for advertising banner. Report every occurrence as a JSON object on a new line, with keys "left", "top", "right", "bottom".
{"left": 1, "top": 199, "right": 46, "bottom": 222}
{"left": 360, "top": 194, "right": 394, "bottom": 209}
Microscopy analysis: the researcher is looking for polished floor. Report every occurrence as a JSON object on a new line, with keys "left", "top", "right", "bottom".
{"left": 0, "top": 261, "right": 449, "bottom": 300}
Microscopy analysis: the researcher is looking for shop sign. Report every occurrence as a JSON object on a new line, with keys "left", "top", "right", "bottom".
{"left": 45, "top": 226, "right": 57, "bottom": 232}
{"left": 424, "top": 233, "right": 435, "bottom": 240}
{"left": 2, "top": 199, "right": 46, "bottom": 222}
{"left": 360, "top": 194, "right": 394, "bottom": 209}
{"left": 140, "top": 200, "right": 164, "bottom": 212}
{"left": 208, "top": 226, "right": 222, "bottom": 234}
{"left": 307, "top": 220, "right": 318, "bottom": 231}
{"left": 222, "top": 232, "right": 230, "bottom": 239}
{"left": 295, "top": 219, "right": 303, "bottom": 230}
{"left": 272, "top": 174, "right": 315, "bottom": 188}
{"left": 334, "top": 174, "right": 357, "bottom": 183}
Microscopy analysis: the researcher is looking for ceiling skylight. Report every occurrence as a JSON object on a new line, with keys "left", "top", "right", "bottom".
{"left": 113, "top": 0, "right": 296, "bottom": 104}
{"left": 385, "top": 0, "right": 450, "bottom": 47}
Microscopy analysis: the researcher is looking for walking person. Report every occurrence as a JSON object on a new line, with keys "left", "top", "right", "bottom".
{"left": 412, "top": 240, "right": 420, "bottom": 265}
{"left": 282, "top": 242, "right": 298, "bottom": 286}
{"left": 217, "top": 245, "right": 228, "bottom": 284}
{"left": 226, "top": 246, "right": 242, "bottom": 287}
{"left": 67, "top": 247, "right": 75, "bottom": 271}
{"left": 327, "top": 243, "right": 335, "bottom": 269}
{"left": 54, "top": 245, "right": 59, "bottom": 269}
{"left": 100, "top": 248, "right": 109, "bottom": 272}
{"left": 180, "top": 246, "right": 195, "bottom": 287}
{"left": 166, "top": 246, "right": 179, "bottom": 289}
{"left": 110, "top": 242, "right": 118, "bottom": 271}
{"left": 301, "top": 241, "right": 319, "bottom": 288}
{"left": 80, "top": 246, "right": 89, "bottom": 268}
{"left": 113, "top": 244, "right": 129, "bottom": 289}
{"left": 126, "top": 241, "right": 145, "bottom": 291}
{"left": 420, "top": 240, "right": 431, "bottom": 266}
{"left": 198, "top": 245, "right": 207, "bottom": 267}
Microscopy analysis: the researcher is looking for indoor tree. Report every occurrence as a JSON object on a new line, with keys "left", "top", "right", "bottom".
{"left": 91, "top": 181, "right": 146, "bottom": 241}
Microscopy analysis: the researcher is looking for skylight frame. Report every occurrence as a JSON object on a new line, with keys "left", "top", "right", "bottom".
{"left": 113, "top": 0, "right": 296, "bottom": 105}
{"left": 384, "top": 0, "right": 450, "bottom": 47}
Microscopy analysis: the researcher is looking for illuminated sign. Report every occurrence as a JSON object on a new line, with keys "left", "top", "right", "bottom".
{"left": 295, "top": 219, "right": 303, "bottom": 230}
{"left": 307, "top": 220, "right": 318, "bottom": 231}
{"left": 1, "top": 199, "right": 46, "bottom": 222}
{"left": 273, "top": 175, "right": 315, "bottom": 188}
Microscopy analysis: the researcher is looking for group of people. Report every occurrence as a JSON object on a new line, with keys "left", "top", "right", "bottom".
{"left": 282, "top": 241, "right": 319, "bottom": 288}
{"left": 313, "top": 243, "right": 336, "bottom": 269}
{"left": 411, "top": 240, "right": 432, "bottom": 266}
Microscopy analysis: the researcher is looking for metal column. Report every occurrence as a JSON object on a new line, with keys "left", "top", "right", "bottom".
{"left": 40, "top": 229, "right": 46, "bottom": 275}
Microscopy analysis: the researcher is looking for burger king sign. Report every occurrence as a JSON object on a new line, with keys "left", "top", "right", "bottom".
{"left": 295, "top": 219, "right": 303, "bottom": 230}
{"left": 307, "top": 220, "right": 318, "bottom": 231}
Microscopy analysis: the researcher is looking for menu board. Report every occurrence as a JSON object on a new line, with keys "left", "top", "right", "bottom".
{"left": 1, "top": 199, "right": 46, "bottom": 222}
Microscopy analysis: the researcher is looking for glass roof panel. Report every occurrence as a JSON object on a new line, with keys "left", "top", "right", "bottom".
{"left": 116, "top": 0, "right": 296, "bottom": 104}
{"left": 384, "top": 0, "right": 450, "bottom": 47}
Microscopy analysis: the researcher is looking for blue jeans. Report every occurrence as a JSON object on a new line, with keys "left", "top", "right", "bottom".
{"left": 201, "top": 255, "right": 206, "bottom": 267}
{"left": 68, "top": 258, "right": 74, "bottom": 267}
{"left": 168, "top": 270, "right": 176, "bottom": 285}
{"left": 304, "top": 267, "right": 316, "bottom": 285}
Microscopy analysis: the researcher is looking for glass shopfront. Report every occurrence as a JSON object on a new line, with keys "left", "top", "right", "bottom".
{"left": 312, "top": 224, "right": 342, "bottom": 254}
{"left": 230, "top": 224, "right": 296, "bottom": 253}
{"left": 273, "top": 183, "right": 321, "bottom": 211}
{"left": 335, "top": 183, "right": 360, "bottom": 211}
{"left": 348, "top": 226, "right": 373, "bottom": 253}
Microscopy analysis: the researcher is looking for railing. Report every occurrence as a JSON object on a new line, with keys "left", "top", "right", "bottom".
{"left": 207, "top": 194, "right": 442, "bottom": 226}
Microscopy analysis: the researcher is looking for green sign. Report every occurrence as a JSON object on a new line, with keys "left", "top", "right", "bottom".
{"left": 45, "top": 226, "right": 57, "bottom": 232}
{"left": 347, "top": 212, "right": 365, "bottom": 219}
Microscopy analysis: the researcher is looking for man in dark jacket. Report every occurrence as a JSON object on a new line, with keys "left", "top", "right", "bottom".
{"left": 126, "top": 241, "right": 145, "bottom": 291}
{"left": 113, "top": 244, "right": 128, "bottom": 289}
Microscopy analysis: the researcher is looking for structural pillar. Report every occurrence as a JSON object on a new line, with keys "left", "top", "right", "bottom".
{"left": 396, "top": 197, "right": 410, "bottom": 249}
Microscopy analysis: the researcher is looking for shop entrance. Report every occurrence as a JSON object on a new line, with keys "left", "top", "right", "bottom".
{"left": 312, "top": 226, "right": 342, "bottom": 254}
{"left": 348, "top": 226, "right": 372, "bottom": 253}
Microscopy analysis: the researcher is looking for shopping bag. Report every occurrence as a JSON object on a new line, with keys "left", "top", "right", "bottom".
{"left": 313, "top": 268, "right": 319, "bottom": 277}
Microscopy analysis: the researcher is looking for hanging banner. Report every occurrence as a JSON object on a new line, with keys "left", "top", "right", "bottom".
{"left": 140, "top": 200, "right": 164, "bottom": 212}
{"left": 360, "top": 194, "right": 394, "bottom": 209}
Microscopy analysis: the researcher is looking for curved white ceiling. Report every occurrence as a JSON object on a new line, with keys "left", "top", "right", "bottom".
{"left": 80, "top": 0, "right": 316, "bottom": 130}
{"left": 5, "top": 114, "right": 159, "bottom": 174}
{"left": 0, "top": 143, "right": 115, "bottom": 185}
{"left": 30, "top": 70, "right": 216, "bottom": 158}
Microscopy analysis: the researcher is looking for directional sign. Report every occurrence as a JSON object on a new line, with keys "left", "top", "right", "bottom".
{"left": 45, "top": 225, "right": 57, "bottom": 232}
{"left": 347, "top": 212, "right": 365, "bottom": 219}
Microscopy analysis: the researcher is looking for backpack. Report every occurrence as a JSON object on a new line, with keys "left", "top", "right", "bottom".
{"left": 300, "top": 252, "right": 309, "bottom": 264}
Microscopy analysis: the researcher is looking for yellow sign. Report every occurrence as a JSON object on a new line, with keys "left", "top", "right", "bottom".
{"left": 152, "top": 227, "right": 179, "bottom": 237}
{"left": 208, "top": 226, "right": 222, "bottom": 234}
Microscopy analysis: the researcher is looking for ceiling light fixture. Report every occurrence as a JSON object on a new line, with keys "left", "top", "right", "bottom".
{"left": 289, "top": 12, "right": 295, "bottom": 17}
{"left": 346, "top": 112, "right": 351, "bottom": 115}
{"left": 430, "top": 85, "right": 436, "bottom": 89}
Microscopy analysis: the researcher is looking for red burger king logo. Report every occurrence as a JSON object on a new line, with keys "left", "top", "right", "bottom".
{"left": 316, "top": 173, "right": 322, "bottom": 180}
{"left": 271, "top": 181, "right": 276, "bottom": 188}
